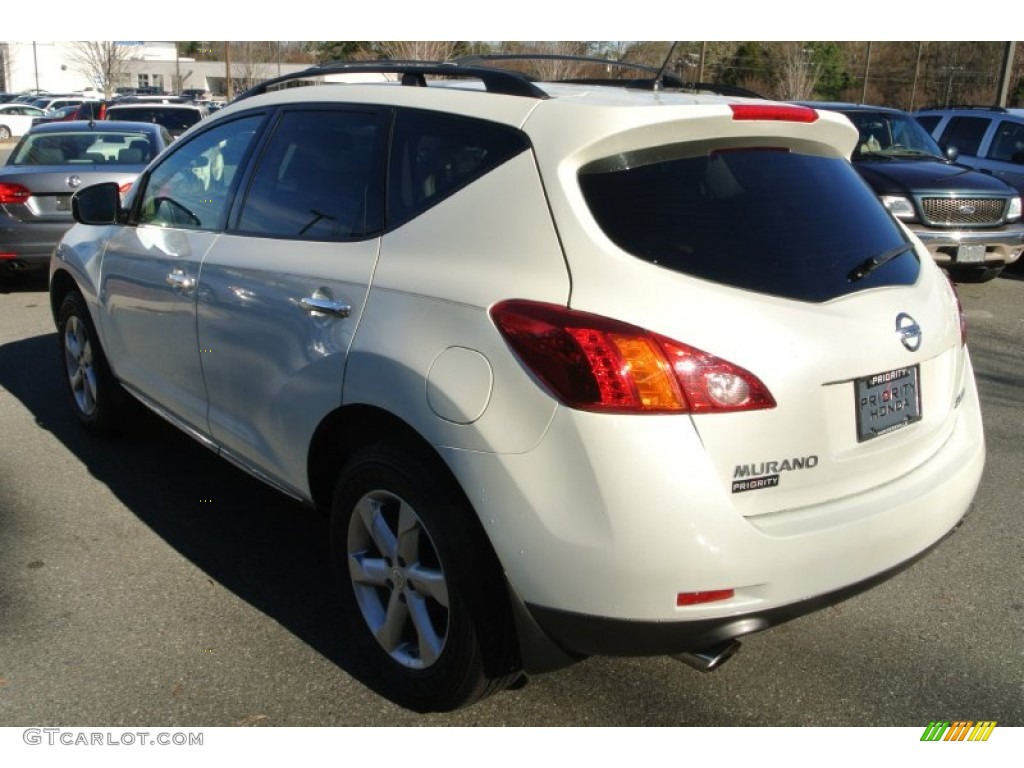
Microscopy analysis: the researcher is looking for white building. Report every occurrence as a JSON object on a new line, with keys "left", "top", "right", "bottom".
{"left": 1, "top": 41, "right": 307, "bottom": 97}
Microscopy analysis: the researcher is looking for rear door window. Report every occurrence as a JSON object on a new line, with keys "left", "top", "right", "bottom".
{"left": 987, "top": 119, "right": 1024, "bottom": 163}
{"left": 938, "top": 116, "right": 991, "bottom": 157}
{"left": 579, "top": 146, "right": 918, "bottom": 303}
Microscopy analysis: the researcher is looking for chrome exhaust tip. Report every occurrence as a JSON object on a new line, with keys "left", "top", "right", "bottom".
{"left": 671, "top": 639, "right": 741, "bottom": 672}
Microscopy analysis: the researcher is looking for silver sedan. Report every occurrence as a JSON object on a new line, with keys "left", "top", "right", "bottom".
{"left": 0, "top": 120, "right": 171, "bottom": 282}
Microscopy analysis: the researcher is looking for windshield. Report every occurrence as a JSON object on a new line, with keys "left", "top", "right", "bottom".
{"left": 845, "top": 111, "right": 944, "bottom": 159}
{"left": 10, "top": 131, "right": 155, "bottom": 166}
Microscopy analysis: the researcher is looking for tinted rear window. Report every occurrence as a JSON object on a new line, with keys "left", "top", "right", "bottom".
{"left": 579, "top": 147, "right": 919, "bottom": 302}
{"left": 938, "top": 117, "right": 990, "bottom": 157}
{"left": 107, "top": 107, "right": 202, "bottom": 133}
{"left": 10, "top": 130, "right": 154, "bottom": 165}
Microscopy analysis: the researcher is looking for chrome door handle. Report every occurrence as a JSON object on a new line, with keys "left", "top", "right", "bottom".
{"left": 166, "top": 269, "right": 196, "bottom": 293}
{"left": 298, "top": 296, "right": 351, "bottom": 318}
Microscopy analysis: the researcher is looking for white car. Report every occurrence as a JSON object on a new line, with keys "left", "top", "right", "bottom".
{"left": 0, "top": 103, "right": 46, "bottom": 139}
{"left": 50, "top": 59, "right": 985, "bottom": 712}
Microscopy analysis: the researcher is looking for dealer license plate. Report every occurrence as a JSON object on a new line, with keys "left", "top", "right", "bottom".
{"left": 956, "top": 244, "right": 985, "bottom": 263}
{"left": 855, "top": 365, "right": 922, "bottom": 442}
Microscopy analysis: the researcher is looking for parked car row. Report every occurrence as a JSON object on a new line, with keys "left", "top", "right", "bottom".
{"left": 798, "top": 102, "right": 1023, "bottom": 283}
{"left": 0, "top": 91, "right": 217, "bottom": 140}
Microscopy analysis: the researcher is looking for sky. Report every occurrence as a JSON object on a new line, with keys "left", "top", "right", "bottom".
{"left": 4, "top": 1, "right": 1019, "bottom": 44}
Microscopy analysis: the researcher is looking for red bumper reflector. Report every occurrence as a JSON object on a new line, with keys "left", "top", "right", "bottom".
{"left": 677, "top": 589, "right": 735, "bottom": 607}
{"left": 0, "top": 253, "right": 18, "bottom": 260}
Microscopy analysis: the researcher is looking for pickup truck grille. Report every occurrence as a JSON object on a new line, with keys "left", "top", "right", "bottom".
{"left": 920, "top": 197, "right": 1006, "bottom": 226}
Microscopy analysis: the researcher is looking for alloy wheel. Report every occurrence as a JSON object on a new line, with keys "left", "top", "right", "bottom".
{"left": 347, "top": 489, "right": 450, "bottom": 669}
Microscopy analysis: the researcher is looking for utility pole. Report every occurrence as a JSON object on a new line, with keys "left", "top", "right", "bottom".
{"left": 225, "top": 41, "right": 232, "bottom": 101}
{"left": 909, "top": 42, "right": 924, "bottom": 111}
{"left": 860, "top": 41, "right": 872, "bottom": 104}
{"left": 997, "top": 41, "right": 1016, "bottom": 107}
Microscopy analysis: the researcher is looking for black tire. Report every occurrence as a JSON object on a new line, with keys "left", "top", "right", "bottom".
{"left": 330, "top": 443, "right": 521, "bottom": 712}
{"left": 0, "top": 125, "right": 11, "bottom": 141}
{"left": 57, "top": 291, "right": 128, "bottom": 436}
{"left": 947, "top": 264, "right": 1004, "bottom": 283}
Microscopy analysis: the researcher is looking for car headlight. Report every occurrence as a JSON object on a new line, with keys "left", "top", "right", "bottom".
{"left": 880, "top": 195, "right": 916, "bottom": 220}
{"left": 1007, "top": 196, "right": 1022, "bottom": 222}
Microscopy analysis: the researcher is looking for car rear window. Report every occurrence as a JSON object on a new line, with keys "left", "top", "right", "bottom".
{"left": 107, "top": 106, "right": 202, "bottom": 133}
{"left": 10, "top": 131, "right": 154, "bottom": 165}
{"left": 579, "top": 146, "right": 919, "bottom": 302}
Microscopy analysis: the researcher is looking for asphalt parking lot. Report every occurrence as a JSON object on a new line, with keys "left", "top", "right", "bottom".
{"left": 0, "top": 265, "right": 1022, "bottom": 727}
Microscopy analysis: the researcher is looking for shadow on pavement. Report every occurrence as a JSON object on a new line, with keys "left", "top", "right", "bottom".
{"left": 0, "top": 330, "right": 384, "bottom": 699}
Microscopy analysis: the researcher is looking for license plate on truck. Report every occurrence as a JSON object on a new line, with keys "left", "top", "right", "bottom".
{"left": 855, "top": 365, "right": 922, "bottom": 442}
{"left": 956, "top": 244, "right": 985, "bottom": 263}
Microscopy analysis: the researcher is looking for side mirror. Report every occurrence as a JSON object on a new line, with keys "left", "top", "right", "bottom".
{"left": 944, "top": 145, "right": 960, "bottom": 163}
{"left": 72, "top": 181, "right": 122, "bottom": 225}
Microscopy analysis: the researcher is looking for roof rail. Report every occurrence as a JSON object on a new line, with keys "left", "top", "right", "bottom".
{"left": 233, "top": 60, "right": 549, "bottom": 103}
{"left": 915, "top": 104, "right": 1007, "bottom": 112}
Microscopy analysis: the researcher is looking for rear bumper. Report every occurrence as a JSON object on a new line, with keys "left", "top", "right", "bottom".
{"left": 524, "top": 521, "right": 960, "bottom": 657}
{"left": 0, "top": 216, "right": 70, "bottom": 272}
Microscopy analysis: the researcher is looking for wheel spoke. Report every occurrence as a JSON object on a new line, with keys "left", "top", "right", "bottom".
{"left": 375, "top": 589, "right": 408, "bottom": 652}
{"left": 65, "top": 325, "right": 82, "bottom": 359}
{"left": 407, "top": 564, "right": 449, "bottom": 608}
{"left": 348, "top": 553, "right": 389, "bottom": 587}
{"left": 355, "top": 496, "right": 397, "bottom": 560}
{"left": 407, "top": 592, "right": 444, "bottom": 666}
{"left": 395, "top": 501, "right": 421, "bottom": 565}
{"left": 81, "top": 367, "right": 97, "bottom": 413}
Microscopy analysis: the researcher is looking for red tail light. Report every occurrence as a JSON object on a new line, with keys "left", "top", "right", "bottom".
{"left": 490, "top": 300, "right": 775, "bottom": 414}
{"left": 0, "top": 183, "right": 32, "bottom": 204}
{"left": 730, "top": 104, "right": 818, "bottom": 123}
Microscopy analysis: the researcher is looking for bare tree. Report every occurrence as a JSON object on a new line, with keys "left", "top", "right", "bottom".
{"left": 378, "top": 41, "right": 459, "bottom": 62}
{"left": 505, "top": 42, "right": 590, "bottom": 80}
{"left": 229, "top": 41, "right": 279, "bottom": 91}
{"left": 65, "top": 42, "right": 138, "bottom": 98}
{"left": 772, "top": 42, "right": 820, "bottom": 101}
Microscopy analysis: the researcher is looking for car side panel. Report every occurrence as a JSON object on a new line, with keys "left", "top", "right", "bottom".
{"left": 344, "top": 151, "right": 570, "bottom": 455}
